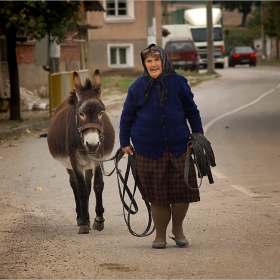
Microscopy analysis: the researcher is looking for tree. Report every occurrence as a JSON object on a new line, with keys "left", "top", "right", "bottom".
{"left": 0, "top": 1, "right": 80, "bottom": 120}
{"left": 263, "top": 1, "right": 280, "bottom": 59}
{"left": 246, "top": 6, "right": 261, "bottom": 39}
{"left": 263, "top": 1, "right": 280, "bottom": 39}
{"left": 214, "top": 1, "right": 261, "bottom": 27}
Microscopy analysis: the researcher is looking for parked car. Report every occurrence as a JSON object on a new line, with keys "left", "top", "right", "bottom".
{"left": 228, "top": 46, "right": 256, "bottom": 67}
{"left": 165, "top": 38, "right": 200, "bottom": 72}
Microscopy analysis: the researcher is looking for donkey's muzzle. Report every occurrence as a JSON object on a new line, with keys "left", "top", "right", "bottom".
{"left": 85, "top": 141, "right": 100, "bottom": 154}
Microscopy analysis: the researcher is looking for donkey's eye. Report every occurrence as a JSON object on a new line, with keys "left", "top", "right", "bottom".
{"left": 79, "top": 112, "right": 85, "bottom": 118}
{"left": 98, "top": 111, "right": 104, "bottom": 119}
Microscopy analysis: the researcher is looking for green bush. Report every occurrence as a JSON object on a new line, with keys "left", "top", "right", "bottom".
{"left": 224, "top": 28, "right": 256, "bottom": 54}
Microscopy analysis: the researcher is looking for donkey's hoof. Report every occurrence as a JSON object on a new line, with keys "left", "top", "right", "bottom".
{"left": 92, "top": 221, "right": 104, "bottom": 231}
{"left": 78, "top": 225, "right": 90, "bottom": 234}
{"left": 77, "top": 218, "right": 91, "bottom": 229}
{"left": 77, "top": 218, "right": 83, "bottom": 226}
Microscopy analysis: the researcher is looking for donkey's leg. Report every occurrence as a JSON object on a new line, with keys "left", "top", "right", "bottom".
{"left": 70, "top": 166, "right": 90, "bottom": 234}
{"left": 67, "top": 169, "right": 82, "bottom": 226}
{"left": 92, "top": 165, "right": 105, "bottom": 231}
{"left": 85, "top": 169, "right": 93, "bottom": 196}
{"left": 85, "top": 169, "right": 93, "bottom": 229}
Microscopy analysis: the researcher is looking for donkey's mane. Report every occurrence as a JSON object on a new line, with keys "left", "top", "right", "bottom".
{"left": 68, "top": 78, "right": 100, "bottom": 105}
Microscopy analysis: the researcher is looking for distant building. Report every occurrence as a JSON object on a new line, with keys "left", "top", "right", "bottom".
{"left": 87, "top": 0, "right": 162, "bottom": 73}
{"left": 0, "top": 0, "right": 162, "bottom": 93}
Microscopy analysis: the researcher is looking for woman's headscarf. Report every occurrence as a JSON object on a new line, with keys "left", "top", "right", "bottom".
{"left": 141, "top": 44, "right": 176, "bottom": 106}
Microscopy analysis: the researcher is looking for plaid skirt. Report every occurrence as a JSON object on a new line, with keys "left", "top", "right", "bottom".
{"left": 134, "top": 150, "right": 200, "bottom": 204}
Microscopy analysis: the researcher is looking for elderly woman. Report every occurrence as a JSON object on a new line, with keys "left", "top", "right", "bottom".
{"left": 119, "top": 44, "right": 203, "bottom": 249}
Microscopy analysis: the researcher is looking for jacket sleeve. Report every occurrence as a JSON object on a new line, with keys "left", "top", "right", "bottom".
{"left": 119, "top": 86, "right": 137, "bottom": 148}
{"left": 181, "top": 78, "right": 204, "bottom": 135}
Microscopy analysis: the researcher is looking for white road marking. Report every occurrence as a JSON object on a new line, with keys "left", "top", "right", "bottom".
{"left": 231, "top": 185, "right": 259, "bottom": 197}
{"left": 203, "top": 83, "right": 280, "bottom": 135}
{"left": 202, "top": 83, "right": 280, "bottom": 188}
{"left": 211, "top": 168, "right": 227, "bottom": 179}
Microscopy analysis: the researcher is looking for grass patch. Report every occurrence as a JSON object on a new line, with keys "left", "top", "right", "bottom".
{"left": 101, "top": 69, "right": 218, "bottom": 96}
{"left": 102, "top": 76, "right": 136, "bottom": 95}
{"left": 258, "top": 58, "right": 280, "bottom": 67}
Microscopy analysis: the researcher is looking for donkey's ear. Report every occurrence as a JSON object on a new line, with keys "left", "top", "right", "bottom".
{"left": 92, "top": 69, "right": 102, "bottom": 89}
{"left": 73, "top": 71, "right": 81, "bottom": 87}
{"left": 73, "top": 71, "right": 83, "bottom": 100}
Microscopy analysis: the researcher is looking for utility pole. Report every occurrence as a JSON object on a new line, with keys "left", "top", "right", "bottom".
{"left": 49, "top": 36, "right": 60, "bottom": 74}
{"left": 261, "top": 1, "right": 266, "bottom": 60}
{"left": 206, "top": 0, "right": 215, "bottom": 73}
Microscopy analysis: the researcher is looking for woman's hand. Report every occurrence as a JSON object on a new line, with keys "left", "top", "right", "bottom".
{"left": 122, "top": 146, "right": 134, "bottom": 155}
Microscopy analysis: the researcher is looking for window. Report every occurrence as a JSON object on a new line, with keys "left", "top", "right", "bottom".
{"left": 108, "top": 44, "right": 134, "bottom": 69}
{"left": 235, "top": 47, "right": 254, "bottom": 54}
{"left": 106, "top": 0, "right": 127, "bottom": 16}
{"left": 104, "top": 0, "right": 134, "bottom": 23}
{"left": 168, "top": 42, "right": 195, "bottom": 52}
{"left": 190, "top": 27, "right": 223, "bottom": 42}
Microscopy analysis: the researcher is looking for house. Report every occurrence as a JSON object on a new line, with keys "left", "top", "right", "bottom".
{"left": 0, "top": 0, "right": 162, "bottom": 98}
{"left": 87, "top": 0, "right": 163, "bottom": 73}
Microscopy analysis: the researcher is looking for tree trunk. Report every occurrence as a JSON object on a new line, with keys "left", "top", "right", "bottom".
{"left": 6, "top": 28, "right": 21, "bottom": 120}
{"left": 206, "top": 1, "right": 215, "bottom": 74}
{"left": 277, "top": 38, "right": 279, "bottom": 59}
{"left": 241, "top": 12, "right": 248, "bottom": 27}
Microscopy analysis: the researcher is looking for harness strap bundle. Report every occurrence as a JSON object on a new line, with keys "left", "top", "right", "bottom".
{"left": 184, "top": 133, "right": 216, "bottom": 189}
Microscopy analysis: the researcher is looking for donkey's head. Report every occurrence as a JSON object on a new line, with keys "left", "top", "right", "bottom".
{"left": 73, "top": 70, "right": 106, "bottom": 155}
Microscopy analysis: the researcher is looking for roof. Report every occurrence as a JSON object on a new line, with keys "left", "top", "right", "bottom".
{"left": 84, "top": 1, "right": 105, "bottom": 12}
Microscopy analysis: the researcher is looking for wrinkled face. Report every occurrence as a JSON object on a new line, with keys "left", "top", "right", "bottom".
{"left": 145, "top": 55, "right": 162, "bottom": 79}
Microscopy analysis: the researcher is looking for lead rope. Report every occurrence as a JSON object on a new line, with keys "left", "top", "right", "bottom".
{"left": 115, "top": 152, "right": 155, "bottom": 237}
{"left": 88, "top": 148, "right": 155, "bottom": 237}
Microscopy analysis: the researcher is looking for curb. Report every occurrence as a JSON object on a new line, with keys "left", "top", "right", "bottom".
{"left": 0, "top": 119, "right": 52, "bottom": 140}
{"left": 0, "top": 101, "right": 124, "bottom": 141}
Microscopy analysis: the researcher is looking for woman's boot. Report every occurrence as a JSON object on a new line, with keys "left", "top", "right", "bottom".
{"left": 151, "top": 203, "right": 171, "bottom": 249}
{"left": 170, "top": 203, "right": 189, "bottom": 247}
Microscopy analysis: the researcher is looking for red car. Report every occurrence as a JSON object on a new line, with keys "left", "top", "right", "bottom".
{"left": 165, "top": 38, "right": 200, "bottom": 72}
{"left": 228, "top": 46, "right": 256, "bottom": 67}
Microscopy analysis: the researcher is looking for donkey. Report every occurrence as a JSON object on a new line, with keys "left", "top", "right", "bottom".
{"left": 47, "top": 70, "right": 115, "bottom": 234}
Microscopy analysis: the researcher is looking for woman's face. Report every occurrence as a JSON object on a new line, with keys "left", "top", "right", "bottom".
{"left": 145, "top": 55, "right": 162, "bottom": 78}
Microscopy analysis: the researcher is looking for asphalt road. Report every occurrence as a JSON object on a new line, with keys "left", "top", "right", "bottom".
{"left": 0, "top": 65, "right": 279, "bottom": 279}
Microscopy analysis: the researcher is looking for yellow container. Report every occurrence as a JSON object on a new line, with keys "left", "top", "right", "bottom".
{"left": 49, "top": 70, "right": 89, "bottom": 117}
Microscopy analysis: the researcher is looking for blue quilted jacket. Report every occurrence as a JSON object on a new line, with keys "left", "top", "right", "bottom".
{"left": 119, "top": 73, "right": 203, "bottom": 159}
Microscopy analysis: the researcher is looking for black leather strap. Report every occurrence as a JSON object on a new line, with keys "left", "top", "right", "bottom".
{"left": 89, "top": 148, "right": 155, "bottom": 237}
{"left": 115, "top": 152, "right": 155, "bottom": 237}
{"left": 184, "top": 133, "right": 216, "bottom": 189}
